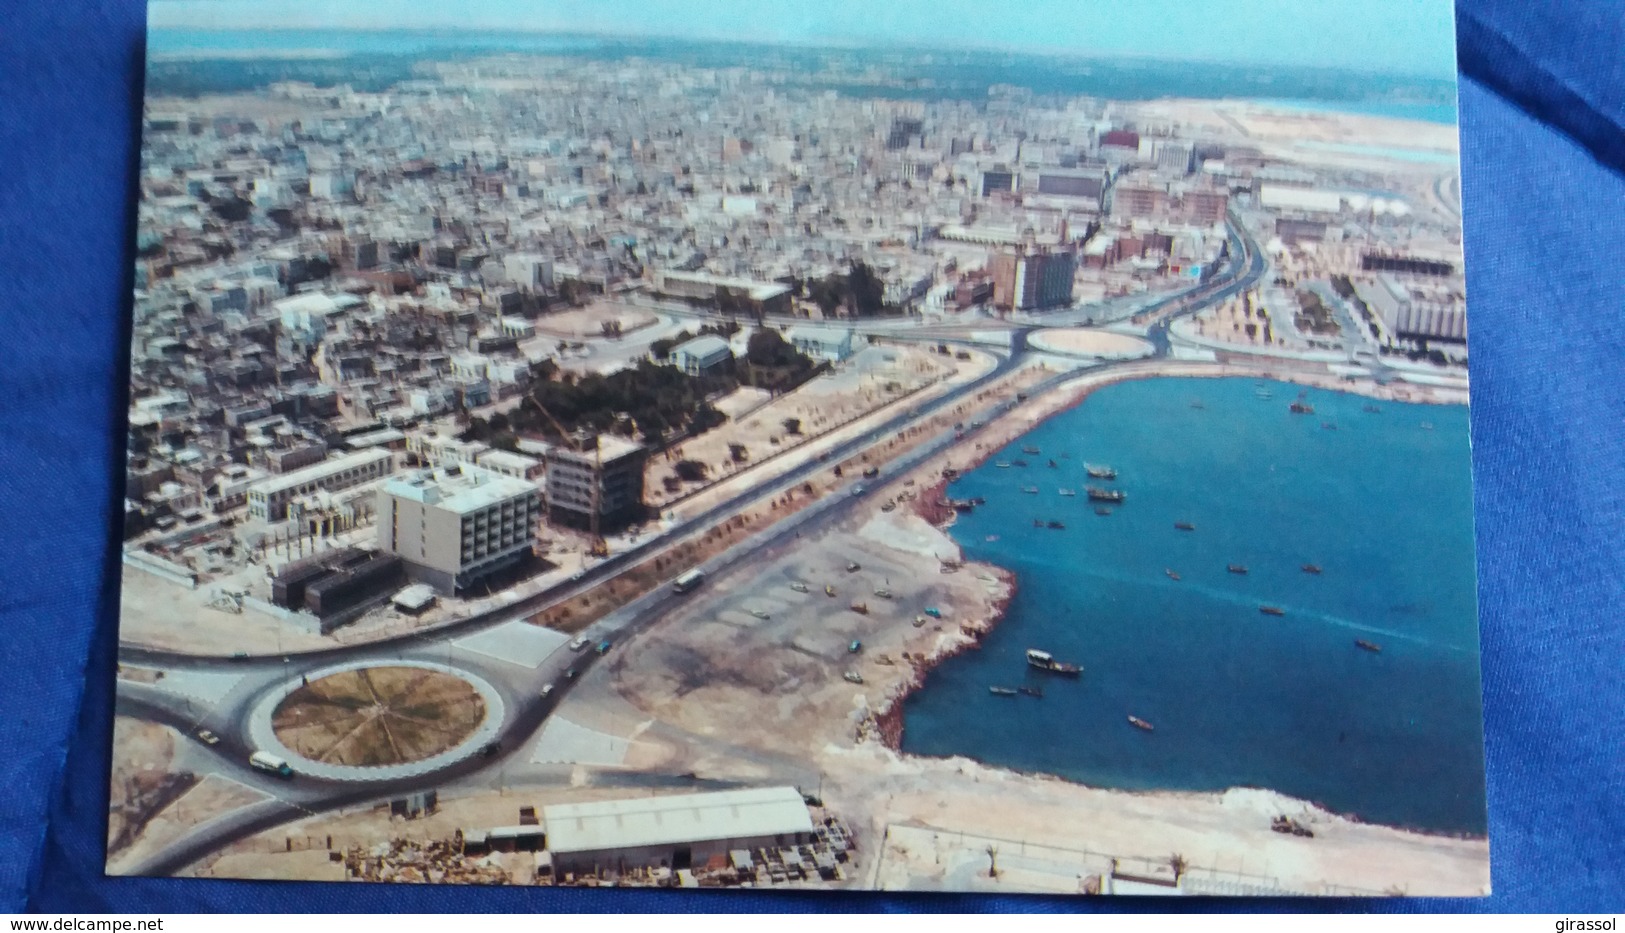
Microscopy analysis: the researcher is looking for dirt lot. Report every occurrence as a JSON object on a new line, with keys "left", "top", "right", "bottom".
{"left": 108, "top": 717, "right": 185, "bottom": 859}
{"left": 612, "top": 508, "right": 1009, "bottom": 757}
{"left": 531, "top": 302, "right": 658, "bottom": 338}
{"left": 646, "top": 345, "right": 956, "bottom": 507}
{"left": 109, "top": 774, "right": 268, "bottom": 876}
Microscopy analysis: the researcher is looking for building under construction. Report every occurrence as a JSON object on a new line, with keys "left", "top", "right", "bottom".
{"left": 521, "top": 431, "right": 648, "bottom": 534}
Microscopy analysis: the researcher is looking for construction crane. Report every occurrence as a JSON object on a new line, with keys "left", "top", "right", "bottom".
{"left": 529, "top": 399, "right": 608, "bottom": 558}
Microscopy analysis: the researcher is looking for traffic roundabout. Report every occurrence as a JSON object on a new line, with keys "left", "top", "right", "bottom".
{"left": 245, "top": 660, "right": 506, "bottom": 782}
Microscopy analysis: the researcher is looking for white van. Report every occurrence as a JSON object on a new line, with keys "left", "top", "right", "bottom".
{"left": 249, "top": 750, "right": 294, "bottom": 778}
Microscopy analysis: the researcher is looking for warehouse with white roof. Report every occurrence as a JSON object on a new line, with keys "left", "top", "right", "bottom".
{"left": 541, "top": 786, "right": 814, "bottom": 873}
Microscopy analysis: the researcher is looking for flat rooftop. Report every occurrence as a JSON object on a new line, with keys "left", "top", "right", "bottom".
{"left": 246, "top": 448, "right": 394, "bottom": 498}
{"left": 380, "top": 463, "right": 537, "bottom": 514}
{"left": 542, "top": 787, "right": 812, "bottom": 855}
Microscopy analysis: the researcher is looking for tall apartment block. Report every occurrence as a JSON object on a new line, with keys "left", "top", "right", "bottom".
{"left": 990, "top": 249, "right": 1078, "bottom": 312}
{"left": 377, "top": 463, "right": 542, "bottom": 593}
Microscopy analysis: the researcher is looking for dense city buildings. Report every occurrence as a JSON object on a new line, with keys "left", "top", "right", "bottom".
{"left": 114, "top": 25, "right": 1481, "bottom": 896}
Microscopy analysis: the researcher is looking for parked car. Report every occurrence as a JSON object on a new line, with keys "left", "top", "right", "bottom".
{"left": 196, "top": 729, "right": 220, "bottom": 746}
{"left": 540, "top": 683, "right": 555, "bottom": 698}
{"left": 595, "top": 640, "right": 613, "bottom": 655}
{"left": 568, "top": 635, "right": 590, "bottom": 651}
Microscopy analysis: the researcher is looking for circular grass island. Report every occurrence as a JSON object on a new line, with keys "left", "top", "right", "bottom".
{"left": 270, "top": 666, "right": 487, "bottom": 768}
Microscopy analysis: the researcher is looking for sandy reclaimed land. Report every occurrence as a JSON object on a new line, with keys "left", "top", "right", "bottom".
{"left": 1132, "top": 98, "right": 1459, "bottom": 153}
{"left": 110, "top": 774, "right": 271, "bottom": 876}
{"left": 851, "top": 755, "right": 1487, "bottom": 895}
{"left": 109, "top": 717, "right": 183, "bottom": 858}
{"left": 614, "top": 507, "right": 1011, "bottom": 758}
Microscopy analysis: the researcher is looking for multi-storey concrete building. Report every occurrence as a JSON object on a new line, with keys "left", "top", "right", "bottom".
{"left": 536, "top": 432, "right": 648, "bottom": 532}
{"left": 245, "top": 448, "right": 394, "bottom": 521}
{"left": 376, "top": 463, "right": 542, "bottom": 593}
{"left": 990, "top": 249, "right": 1077, "bottom": 312}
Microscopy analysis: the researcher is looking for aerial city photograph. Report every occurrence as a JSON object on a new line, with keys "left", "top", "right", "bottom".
{"left": 112, "top": 0, "right": 1488, "bottom": 896}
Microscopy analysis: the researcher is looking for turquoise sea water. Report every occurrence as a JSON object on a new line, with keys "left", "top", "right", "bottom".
{"left": 1254, "top": 97, "right": 1460, "bottom": 125}
{"left": 900, "top": 376, "right": 1487, "bottom": 835}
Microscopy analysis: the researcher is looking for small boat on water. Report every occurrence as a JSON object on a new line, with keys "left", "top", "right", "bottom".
{"left": 1095, "top": 506, "right": 1113, "bottom": 516}
{"left": 1259, "top": 605, "right": 1285, "bottom": 616}
{"left": 989, "top": 686, "right": 1019, "bottom": 697}
{"left": 1046, "top": 520, "right": 1065, "bottom": 529}
{"left": 995, "top": 461, "right": 1011, "bottom": 469}
{"left": 1012, "top": 459, "right": 1029, "bottom": 468}
{"left": 1059, "top": 489, "right": 1077, "bottom": 497}
{"left": 1227, "top": 564, "right": 1249, "bottom": 574}
{"left": 1026, "top": 649, "right": 1082, "bottom": 677}
{"left": 1087, "top": 487, "right": 1125, "bottom": 503}
{"left": 1363, "top": 404, "right": 1382, "bottom": 414}
{"left": 1165, "top": 569, "right": 1181, "bottom": 581}
{"left": 1022, "top": 445, "right": 1041, "bottom": 455}
{"left": 1022, "top": 485, "right": 1039, "bottom": 494}
{"left": 1191, "top": 399, "right": 1207, "bottom": 410}
{"left": 1085, "top": 464, "right": 1117, "bottom": 480}
{"left": 1322, "top": 422, "right": 1337, "bottom": 431}
{"left": 1255, "top": 388, "right": 1274, "bottom": 400}
{"left": 1420, "top": 422, "right": 1434, "bottom": 431}
{"left": 1017, "top": 686, "right": 1044, "bottom": 698}
{"left": 985, "top": 535, "right": 999, "bottom": 542}
{"left": 1174, "top": 521, "right": 1196, "bottom": 531}
{"left": 1355, "top": 639, "right": 1383, "bottom": 653}
{"left": 1302, "top": 564, "right": 1322, "bottom": 575}
{"left": 1128, "top": 715, "right": 1155, "bottom": 732}
{"left": 1290, "top": 391, "right": 1315, "bottom": 415}
{"left": 1048, "top": 459, "right": 1058, "bottom": 468}
{"left": 1033, "top": 519, "right": 1045, "bottom": 528}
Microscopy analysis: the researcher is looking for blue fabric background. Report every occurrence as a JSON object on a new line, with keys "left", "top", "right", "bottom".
{"left": 1, "top": 0, "right": 1620, "bottom": 913}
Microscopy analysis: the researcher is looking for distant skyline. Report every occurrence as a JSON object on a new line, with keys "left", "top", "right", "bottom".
{"left": 148, "top": 0, "right": 1459, "bottom": 78}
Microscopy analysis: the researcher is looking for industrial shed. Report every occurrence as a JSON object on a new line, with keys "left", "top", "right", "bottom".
{"left": 542, "top": 787, "right": 814, "bottom": 874}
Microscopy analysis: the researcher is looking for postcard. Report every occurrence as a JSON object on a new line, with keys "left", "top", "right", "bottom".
{"left": 113, "top": 0, "right": 1487, "bottom": 895}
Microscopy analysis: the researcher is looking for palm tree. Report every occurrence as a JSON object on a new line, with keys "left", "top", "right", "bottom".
{"left": 986, "top": 845, "right": 999, "bottom": 879}
{"left": 1169, "top": 853, "right": 1188, "bottom": 881}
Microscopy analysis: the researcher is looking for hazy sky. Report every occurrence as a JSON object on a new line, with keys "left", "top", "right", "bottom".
{"left": 149, "top": 0, "right": 1459, "bottom": 78}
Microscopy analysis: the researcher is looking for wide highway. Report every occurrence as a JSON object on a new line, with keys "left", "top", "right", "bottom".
{"left": 118, "top": 219, "right": 1267, "bottom": 876}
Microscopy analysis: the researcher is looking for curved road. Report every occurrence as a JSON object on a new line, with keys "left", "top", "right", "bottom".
{"left": 120, "top": 220, "right": 1268, "bottom": 876}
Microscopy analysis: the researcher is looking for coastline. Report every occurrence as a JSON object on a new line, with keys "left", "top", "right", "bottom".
{"left": 865, "top": 359, "right": 1479, "bottom": 840}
